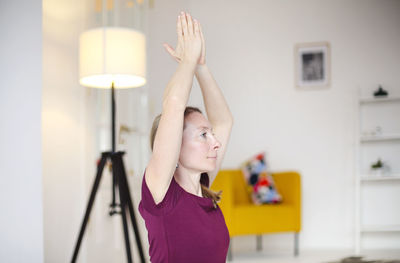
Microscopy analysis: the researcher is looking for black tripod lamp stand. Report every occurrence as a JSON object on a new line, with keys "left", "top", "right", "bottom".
{"left": 71, "top": 27, "right": 147, "bottom": 263}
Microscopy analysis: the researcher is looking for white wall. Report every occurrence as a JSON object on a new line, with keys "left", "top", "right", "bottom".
{"left": 0, "top": 0, "right": 44, "bottom": 262}
{"left": 42, "top": 0, "right": 95, "bottom": 262}
{"left": 146, "top": 0, "right": 400, "bottom": 251}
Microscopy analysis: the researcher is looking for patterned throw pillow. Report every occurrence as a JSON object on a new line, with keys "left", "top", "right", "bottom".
{"left": 241, "top": 152, "right": 282, "bottom": 205}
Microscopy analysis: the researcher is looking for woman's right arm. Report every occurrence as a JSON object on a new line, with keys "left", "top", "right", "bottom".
{"left": 145, "top": 12, "right": 201, "bottom": 204}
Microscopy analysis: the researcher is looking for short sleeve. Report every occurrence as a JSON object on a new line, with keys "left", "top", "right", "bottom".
{"left": 139, "top": 170, "right": 182, "bottom": 216}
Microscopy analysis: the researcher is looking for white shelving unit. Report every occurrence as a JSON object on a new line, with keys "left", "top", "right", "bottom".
{"left": 361, "top": 225, "right": 400, "bottom": 233}
{"left": 355, "top": 94, "right": 400, "bottom": 254}
{"left": 360, "top": 175, "right": 400, "bottom": 182}
{"left": 360, "top": 134, "right": 400, "bottom": 142}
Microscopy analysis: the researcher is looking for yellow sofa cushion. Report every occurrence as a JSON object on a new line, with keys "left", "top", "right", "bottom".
{"left": 233, "top": 204, "right": 299, "bottom": 235}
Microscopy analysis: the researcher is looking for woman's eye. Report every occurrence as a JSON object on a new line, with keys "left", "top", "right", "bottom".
{"left": 201, "top": 132, "right": 207, "bottom": 137}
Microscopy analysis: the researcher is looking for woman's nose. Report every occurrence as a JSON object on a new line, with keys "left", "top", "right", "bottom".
{"left": 213, "top": 139, "right": 221, "bottom": 150}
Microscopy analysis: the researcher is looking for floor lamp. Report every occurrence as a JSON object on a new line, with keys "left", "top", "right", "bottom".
{"left": 71, "top": 27, "right": 146, "bottom": 263}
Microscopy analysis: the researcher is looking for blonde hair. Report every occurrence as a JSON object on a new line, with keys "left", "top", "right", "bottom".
{"left": 150, "top": 106, "right": 222, "bottom": 207}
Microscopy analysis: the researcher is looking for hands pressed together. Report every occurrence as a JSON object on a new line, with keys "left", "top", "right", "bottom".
{"left": 163, "top": 11, "right": 206, "bottom": 65}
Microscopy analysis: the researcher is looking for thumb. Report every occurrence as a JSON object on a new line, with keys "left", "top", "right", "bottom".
{"left": 163, "top": 43, "right": 175, "bottom": 56}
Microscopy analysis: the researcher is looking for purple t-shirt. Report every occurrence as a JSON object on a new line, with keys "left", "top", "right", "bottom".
{"left": 138, "top": 171, "right": 230, "bottom": 263}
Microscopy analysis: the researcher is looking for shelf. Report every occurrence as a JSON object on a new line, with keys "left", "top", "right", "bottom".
{"left": 355, "top": 90, "right": 400, "bottom": 253}
{"left": 360, "top": 96, "right": 400, "bottom": 104}
{"left": 361, "top": 225, "right": 400, "bottom": 233}
{"left": 361, "top": 175, "right": 400, "bottom": 182}
{"left": 360, "top": 134, "right": 400, "bottom": 142}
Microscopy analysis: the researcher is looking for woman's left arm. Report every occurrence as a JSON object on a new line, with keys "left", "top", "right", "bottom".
{"left": 195, "top": 64, "right": 233, "bottom": 185}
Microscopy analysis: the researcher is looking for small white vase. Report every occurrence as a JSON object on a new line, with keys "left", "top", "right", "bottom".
{"left": 371, "top": 168, "right": 384, "bottom": 177}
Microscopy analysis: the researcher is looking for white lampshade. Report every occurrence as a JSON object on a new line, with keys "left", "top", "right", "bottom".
{"left": 79, "top": 27, "right": 146, "bottom": 88}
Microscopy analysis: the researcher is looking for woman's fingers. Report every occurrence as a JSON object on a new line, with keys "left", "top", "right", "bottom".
{"left": 193, "top": 19, "right": 200, "bottom": 36}
{"left": 198, "top": 22, "right": 206, "bottom": 64}
{"left": 179, "top": 11, "right": 197, "bottom": 37}
{"left": 176, "top": 15, "right": 183, "bottom": 42}
{"left": 176, "top": 11, "right": 201, "bottom": 64}
{"left": 186, "top": 13, "right": 194, "bottom": 36}
{"left": 199, "top": 22, "right": 205, "bottom": 46}
{"left": 180, "top": 12, "right": 188, "bottom": 37}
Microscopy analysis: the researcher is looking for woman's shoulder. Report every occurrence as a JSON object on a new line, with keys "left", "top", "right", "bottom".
{"left": 139, "top": 170, "right": 182, "bottom": 216}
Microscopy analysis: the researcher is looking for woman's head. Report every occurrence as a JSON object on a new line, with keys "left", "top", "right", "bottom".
{"left": 150, "top": 106, "right": 200, "bottom": 151}
{"left": 150, "top": 106, "right": 222, "bottom": 205}
{"left": 150, "top": 106, "right": 221, "bottom": 173}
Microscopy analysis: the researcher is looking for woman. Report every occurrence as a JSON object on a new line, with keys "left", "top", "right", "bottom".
{"left": 138, "top": 11, "right": 233, "bottom": 263}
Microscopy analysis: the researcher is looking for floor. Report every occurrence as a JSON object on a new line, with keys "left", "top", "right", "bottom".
{"left": 229, "top": 249, "right": 400, "bottom": 263}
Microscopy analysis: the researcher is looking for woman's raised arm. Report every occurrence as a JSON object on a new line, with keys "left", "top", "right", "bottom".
{"left": 146, "top": 12, "right": 201, "bottom": 204}
{"left": 194, "top": 23, "right": 233, "bottom": 186}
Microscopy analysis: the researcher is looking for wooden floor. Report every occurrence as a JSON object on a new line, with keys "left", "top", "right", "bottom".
{"left": 229, "top": 249, "right": 400, "bottom": 263}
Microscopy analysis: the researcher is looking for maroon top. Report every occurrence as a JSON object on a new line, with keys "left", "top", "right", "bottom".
{"left": 138, "top": 171, "right": 230, "bottom": 263}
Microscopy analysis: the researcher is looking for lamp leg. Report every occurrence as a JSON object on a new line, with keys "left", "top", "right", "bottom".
{"left": 113, "top": 153, "right": 133, "bottom": 263}
{"left": 71, "top": 153, "right": 108, "bottom": 263}
{"left": 111, "top": 82, "right": 116, "bottom": 152}
{"left": 113, "top": 151, "right": 146, "bottom": 262}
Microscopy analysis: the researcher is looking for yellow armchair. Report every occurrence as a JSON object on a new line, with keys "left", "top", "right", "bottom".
{"left": 211, "top": 170, "right": 301, "bottom": 259}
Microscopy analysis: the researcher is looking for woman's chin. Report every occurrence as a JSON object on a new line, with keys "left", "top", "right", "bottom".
{"left": 205, "top": 164, "right": 217, "bottom": 172}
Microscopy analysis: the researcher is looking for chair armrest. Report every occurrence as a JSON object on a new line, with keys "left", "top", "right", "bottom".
{"left": 211, "top": 170, "right": 236, "bottom": 230}
{"left": 272, "top": 171, "right": 301, "bottom": 231}
{"left": 272, "top": 171, "right": 301, "bottom": 206}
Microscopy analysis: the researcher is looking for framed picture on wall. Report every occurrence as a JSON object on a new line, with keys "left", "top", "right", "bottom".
{"left": 295, "top": 42, "right": 330, "bottom": 89}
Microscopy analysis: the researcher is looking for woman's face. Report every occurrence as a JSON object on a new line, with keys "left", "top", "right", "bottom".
{"left": 178, "top": 112, "right": 221, "bottom": 173}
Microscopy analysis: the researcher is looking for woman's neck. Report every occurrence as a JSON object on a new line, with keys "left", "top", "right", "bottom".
{"left": 174, "top": 167, "right": 203, "bottom": 197}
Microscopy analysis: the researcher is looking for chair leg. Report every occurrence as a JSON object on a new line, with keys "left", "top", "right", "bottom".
{"left": 256, "top": 235, "right": 262, "bottom": 251}
{"left": 294, "top": 232, "right": 299, "bottom": 256}
{"left": 227, "top": 238, "right": 233, "bottom": 261}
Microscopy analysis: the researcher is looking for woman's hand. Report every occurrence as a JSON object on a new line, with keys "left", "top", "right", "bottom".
{"left": 197, "top": 22, "right": 206, "bottom": 65}
{"left": 163, "top": 12, "right": 205, "bottom": 65}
